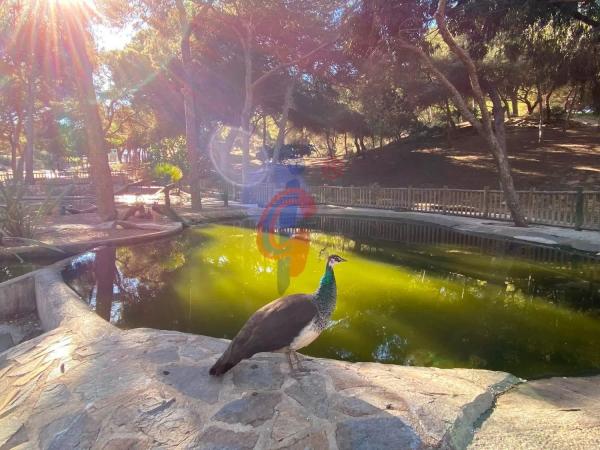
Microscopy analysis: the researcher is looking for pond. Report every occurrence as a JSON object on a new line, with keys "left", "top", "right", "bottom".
{"left": 63, "top": 216, "right": 600, "bottom": 379}
{"left": 1, "top": 261, "right": 43, "bottom": 283}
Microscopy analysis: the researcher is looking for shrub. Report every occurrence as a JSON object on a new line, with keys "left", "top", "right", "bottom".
{"left": 153, "top": 162, "right": 183, "bottom": 184}
{"left": 0, "top": 182, "right": 71, "bottom": 238}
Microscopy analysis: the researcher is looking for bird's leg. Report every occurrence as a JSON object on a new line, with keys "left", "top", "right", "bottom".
{"left": 292, "top": 350, "right": 312, "bottom": 373}
{"left": 286, "top": 349, "right": 297, "bottom": 372}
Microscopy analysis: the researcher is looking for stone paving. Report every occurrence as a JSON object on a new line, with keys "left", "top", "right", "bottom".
{"left": 1, "top": 323, "right": 522, "bottom": 450}
{"left": 470, "top": 375, "right": 600, "bottom": 449}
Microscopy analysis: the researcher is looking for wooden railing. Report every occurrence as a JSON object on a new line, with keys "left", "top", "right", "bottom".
{"left": 0, "top": 168, "right": 144, "bottom": 185}
{"left": 236, "top": 184, "right": 600, "bottom": 230}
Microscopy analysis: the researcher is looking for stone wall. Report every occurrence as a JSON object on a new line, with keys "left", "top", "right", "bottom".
{"left": 0, "top": 272, "right": 36, "bottom": 319}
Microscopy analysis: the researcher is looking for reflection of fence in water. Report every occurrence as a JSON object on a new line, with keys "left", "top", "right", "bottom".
{"left": 253, "top": 215, "right": 600, "bottom": 277}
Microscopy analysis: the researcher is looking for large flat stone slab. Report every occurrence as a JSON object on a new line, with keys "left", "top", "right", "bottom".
{"left": 469, "top": 376, "right": 600, "bottom": 449}
{"left": 1, "top": 325, "right": 523, "bottom": 449}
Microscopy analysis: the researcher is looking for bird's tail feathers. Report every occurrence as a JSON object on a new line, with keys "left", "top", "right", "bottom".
{"left": 209, "top": 346, "right": 240, "bottom": 376}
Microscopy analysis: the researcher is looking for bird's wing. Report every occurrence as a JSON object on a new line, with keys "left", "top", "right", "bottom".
{"left": 229, "top": 294, "right": 317, "bottom": 360}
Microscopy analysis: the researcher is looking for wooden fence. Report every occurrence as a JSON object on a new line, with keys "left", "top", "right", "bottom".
{"left": 234, "top": 184, "right": 600, "bottom": 230}
{"left": 0, "top": 168, "right": 143, "bottom": 185}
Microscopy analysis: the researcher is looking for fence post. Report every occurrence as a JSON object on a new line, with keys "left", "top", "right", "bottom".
{"left": 408, "top": 185, "right": 413, "bottom": 211}
{"left": 575, "top": 186, "right": 584, "bottom": 231}
{"left": 442, "top": 186, "right": 448, "bottom": 215}
{"left": 528, "top": 187, "right": 535, "bottom": 222}
{"left": 483, "top": 186, "right": 489, "bottom": 218}
{"left": 223, "top": 184, "right": 229, "bottom": 207}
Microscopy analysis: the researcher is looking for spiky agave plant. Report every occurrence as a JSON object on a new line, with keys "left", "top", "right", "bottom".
{"left": 0, "top": 181, "right": 72, "bottom": 238}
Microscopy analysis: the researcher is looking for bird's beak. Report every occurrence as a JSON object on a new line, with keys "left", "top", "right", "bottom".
{"left": 339, "top": 257, "right": 347, "bottom": 262}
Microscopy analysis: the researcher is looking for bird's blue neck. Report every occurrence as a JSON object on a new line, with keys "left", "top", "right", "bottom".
{"left": 314, "top": 263, "right": 337, "bottom": 316}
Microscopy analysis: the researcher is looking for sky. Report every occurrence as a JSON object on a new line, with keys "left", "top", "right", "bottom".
{"left": 93, "top": 22, "right": 135, "bottom": 51}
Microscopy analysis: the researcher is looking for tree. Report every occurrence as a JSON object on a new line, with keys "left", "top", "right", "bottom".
{"left": 350, "top": 0, "right": 528, "bottom": 226}
{"left": 60, "top": 1, "right": 117, "bottom": 219}
{"left": 203, "top": 0, "right": 343, "bottom": 184}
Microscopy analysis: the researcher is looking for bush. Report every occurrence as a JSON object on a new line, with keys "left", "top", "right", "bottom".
{"left": 153, "top": 162, "right": 183, "bottom": 184}
{"left": 0, "top": 182, "right": 71, "bottom": 238}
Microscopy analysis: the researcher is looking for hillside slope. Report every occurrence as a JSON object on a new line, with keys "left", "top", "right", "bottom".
{"left": 302, "top": 123, "right": 600, "bottom": 190}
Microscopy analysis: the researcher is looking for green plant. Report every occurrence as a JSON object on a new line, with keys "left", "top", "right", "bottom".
{"left": 153, "top": 162, "right": 183, "bottom": 184}
{"left": 0, "top": 182, "right": 72, "bottom": 238}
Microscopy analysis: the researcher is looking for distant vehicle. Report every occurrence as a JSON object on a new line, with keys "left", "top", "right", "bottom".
{"left": 578, "top": 107, "right": 594, "bottom": 114}
{"left": 263, "top": 142, "right": 316, "bottom": 162}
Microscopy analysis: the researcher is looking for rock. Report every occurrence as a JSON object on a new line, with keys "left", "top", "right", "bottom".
{"left": 469, "top": 376, "right": 600, "bottom": 449}
{"left": 0, "top": 417, "right": 27, "bottom": 448}
{"left": 276, "top": 430, "right": 329, "bottom": 450}
{"left": 332, "top": 394, "right": 380, "bottom": 417}
{"left": 233, "top": 359, "right": 284, "bottom": 391}
{"left": 327, "top": 365, "right": 371, "bottom": 390}
{"left": 285, "top": 374, "right": 329, "bottom": 418}
{"left": 0, "top": 333, "right": 14, "bottom": 353}
{"left": 179, "top": 344, "right": 210, "bottom": 362}
{"left": 99, "top": 437, "right": 152, "bottom": 450}
{"left": 39, "top": 412, "right": 100, "bottom": 450}
{"left": 336, "top": 417, "right": 421, "bottom": 450}
{"left": 270, "top": 401, "right": 312, "bottom": 443}
{"left": 192, "top": 335, "right": 229, "bottom": 353}
{"left": 195, "top": 426, "right": 258, "bottom": 450}
{"left": 213, "top": 392, "right": 282, "bottom": 426}
{"left": 35, "top": 384, "right": 71, "bottom": 410}
{"left": 145, "top": 346, "right": 179, "bottom": 364}
{"left": 160, "top": 364, "right": 221, "bottom": 404}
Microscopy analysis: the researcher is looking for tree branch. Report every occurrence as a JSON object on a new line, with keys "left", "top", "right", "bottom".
{"left": 434, "top": 0, "right": 492, "bottom": 132}
{"left": 251, "top": 38, "right": 336, "bottom": 90}
{"left": 397, "top": 38, "right": 483, "bottom": 135}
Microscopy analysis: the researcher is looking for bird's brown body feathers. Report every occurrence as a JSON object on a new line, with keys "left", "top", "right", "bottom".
{"left": 209, "top": 294, "right": 317, "bottom": 376}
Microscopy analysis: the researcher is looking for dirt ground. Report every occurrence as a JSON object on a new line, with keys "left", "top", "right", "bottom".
{"left": 302, "top": 121, "right": 600, "bottom": 190}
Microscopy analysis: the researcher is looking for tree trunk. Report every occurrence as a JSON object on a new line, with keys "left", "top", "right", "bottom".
{"left": 179, "top": 22, "right": 202, "bottom": 210}
{"left": 501, "top": 95, "right": 511, "bottom": 117}
{"left": 563, "top": 86, "right": 577, "bottom": 132}
{"left": 325, "top": 130, "right": 334, "bottom": 157}
{"left": 537, "top": 86, "right": 543, "bottom": 143}
{"left": 273, "top": 81, "right": 294, "bottom": 163}
{"left": 354, "top": 137, "right": 361, "bottom": 154}
{"left": 545, "top": 89, "right": 553, "bottom": 122}
{"left": 94, "top": 246, "right": 116, "bottom": 322}
{"left": 399, "top": 0, "right": 527, "bottom": 226}
{"left": 444, "top": 99, "right": 455, "bottom": 145}
{"left": 344, "top": 132, "right": 348, "bottom": 155}
{"left": 24, "top": 74, "right": 35, "bottom": 184}
{"left": 66, "top": 28, "right": 116, "bottom": 220}
{"left": 359, "top": 136, "right": 367, "bottom": 153}
{"left": 511, "top": 94, "right": 519, "bottom": 117}
{"left": 10, "top": 144, "right": 17, "bottom": 174}
{"left": 488, "top": 86, "right": 528, "bottom": 227}
{"left": 240, "top": 30, "right": 253, "bottom": 187}
{"left": 262, "top": 114, "right": 267, "bottom": 150}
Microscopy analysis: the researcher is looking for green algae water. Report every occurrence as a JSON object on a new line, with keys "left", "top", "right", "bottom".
{"left": 0, "top": 261, "right": 44, "bottom": 283}
{"left": 63, "top": 217, "right": 600, "bottom": 379}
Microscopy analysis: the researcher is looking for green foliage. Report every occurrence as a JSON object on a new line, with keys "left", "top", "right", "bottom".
{"left": 0, "top": 182, "right": 72, "bottom": 238}
{"left": 147, "top": 136, "right": 189, "bottom": 173}
{"left": 153, "top": 162, "right": 183, "bottom": 184}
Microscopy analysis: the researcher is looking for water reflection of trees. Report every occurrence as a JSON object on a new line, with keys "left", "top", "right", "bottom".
{"left": 238, "top": 216, "right": 600, "bottom": 314}
{"left": 63, "top": 232, "right": 206, "bottom": 326}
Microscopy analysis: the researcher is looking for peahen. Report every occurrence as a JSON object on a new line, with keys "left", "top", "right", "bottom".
{"left": 209, "top": 254, "right": 346, "bottom": 376}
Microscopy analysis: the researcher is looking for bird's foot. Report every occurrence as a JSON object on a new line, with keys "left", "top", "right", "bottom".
{"left": 292, "top": 363, "right": 316, "bottom": 376}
